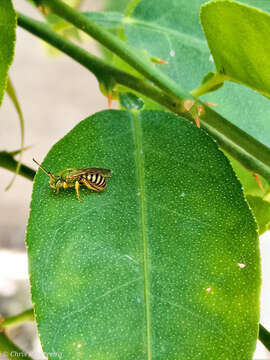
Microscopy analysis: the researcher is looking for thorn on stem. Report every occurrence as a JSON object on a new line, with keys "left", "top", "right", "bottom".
{"left": 204, "top": 102, "right": 217, "bottom": 107}
{"left": 252, "top": 172, "right": 263, "bottom": 190}
{"left": 194, "top": 116, "right": 200, "bottom": 128}
{"left": 197, "top": 105, "right": 204, "bottom": 116}
{"left": 38, "top": 5, "right": 50, "bottom": 15}
{"left": 151, "top": 57, "right": 168, "bottom": 65}
{"left": 107, "top": 93, "right": 112, "bottom": 109}
{"left": 156, "top": 58, "right": 168, "bottom": 65}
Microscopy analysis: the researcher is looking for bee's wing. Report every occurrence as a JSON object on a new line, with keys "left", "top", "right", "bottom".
{"left": 66, "top": 168, "right": 111, "bottom": 179}
{"left": 94, "top": 168, "right": 111, "bottom": 177}
{"left": 65, "top": 168, "right": 88, "bottom": 179}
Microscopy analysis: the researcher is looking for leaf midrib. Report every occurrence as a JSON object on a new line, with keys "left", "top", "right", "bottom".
{"left": 132, "top": 110, "right": 151, "bottom": 359}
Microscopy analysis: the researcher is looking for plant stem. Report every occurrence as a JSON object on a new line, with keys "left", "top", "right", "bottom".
{"left": 35, "top": 0, "right": 190, "bottom": 100}
{"left": 259, "top": 323, "right": 270, "bottom": 351}
{"left": 1, "top": 309, "right": 34, "bottom": 328}
{"left": 201, "top": 108, "right": 270, "bottom": 182}
{"left": 0, "top": 332, "right": 33, "bottom": 360}
{"left": 17, "top": 12, "right": 270, "bottom": 183}
{"left": 17, "top": 13, "right": 177, "bottom": 112}
{"left": 5, "top": 77, "right": 25, "bottom": 190}
{"left": 0, "top": 151, "right": 35, "bottom": 181}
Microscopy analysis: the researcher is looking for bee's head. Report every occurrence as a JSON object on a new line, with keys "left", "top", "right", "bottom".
{"left": 33, "top": 158, "right": 56, "bottom": 188}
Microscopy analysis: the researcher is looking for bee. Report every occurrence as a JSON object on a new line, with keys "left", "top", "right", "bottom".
{"left": 33, "top": 158, "right": 111, "bottom": 202}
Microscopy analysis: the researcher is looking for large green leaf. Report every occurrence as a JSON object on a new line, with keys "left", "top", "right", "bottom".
{"left": 201, "top": 0, "right": 270, "bottom": 98}
{"left": 27, "top": 110, "right": 260, "bottom": 359}
{"left": 0, "top": 0, "right": 16, "bottom": 106}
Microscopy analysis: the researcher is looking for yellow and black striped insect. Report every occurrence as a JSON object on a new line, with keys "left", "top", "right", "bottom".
{"left": 33, "top": 159, "right": 111, "bottom": 202}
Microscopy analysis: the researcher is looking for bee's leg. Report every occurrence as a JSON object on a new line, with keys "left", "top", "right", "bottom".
{"left": 55, "top": 181, "right": 61, "bottom": 194}
{"left": 75, "top": 181, "right": 82, "bottom": 202}
{"left": 81, "top": 178, "right": 102, "bottom": 192}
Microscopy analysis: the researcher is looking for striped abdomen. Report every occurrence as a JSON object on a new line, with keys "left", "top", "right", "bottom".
{"left": 82, "top": 173, "right": 106, "bottom": 190}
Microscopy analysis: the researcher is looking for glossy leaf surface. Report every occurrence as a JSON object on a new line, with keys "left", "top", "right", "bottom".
{"left": 27, "top": 110, "right": 260, "bottom": 359}
{"left": 201, "top": 0, "right": 270, "bottom": 98}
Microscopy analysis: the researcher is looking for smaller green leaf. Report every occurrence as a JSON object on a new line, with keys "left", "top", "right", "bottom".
{"left": 0, "top": 0, "right": 17, "bottom": 106}
{"left": 201, "top": 0, "right": 270, "bottom": 98}
{"left": 228, "top": 155, "right": 268, "bottom": 197}
{"left": 223, "top": 154, "right": 270, "bottom": 235}
{"left": 246, "top": 195, "right": 270, "bottom": 235}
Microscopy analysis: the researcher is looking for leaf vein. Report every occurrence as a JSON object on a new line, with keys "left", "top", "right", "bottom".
{"left": 132, "top": 111, "right": 152, "bottom": 359}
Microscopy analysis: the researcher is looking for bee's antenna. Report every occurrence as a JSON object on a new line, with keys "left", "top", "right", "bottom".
{"left": 33, "top": 158, "right": 54, "bottom": 179}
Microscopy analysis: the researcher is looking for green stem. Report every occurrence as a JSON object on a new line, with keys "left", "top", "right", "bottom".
{"left": 35, "top": 0, "right": 190, "bottom": 100}
{"left": 17, "top": 12, "right": 177, "bottom": 112}
{"left": 1, "top": 309, "right": 34, "bottom": 328}
{"left": 17, "top": 12, "right": 270, "bottom": 183}
{"left": 259, "top": 323, "right": 270, "bottom": 351}
{"left": 5, "top": 77, "right": 25, "bottom": 190}
{"left": 0, "top": 151, "right": 35, "bottom": 181}
{"left": 0, "top": 332, "right": 33, "bottom": 360}
{"left": 201, "top": 107, "right": 270, "bottom": 182}
{"left": 191, "top": 73, "right": 228, "bottom": 97}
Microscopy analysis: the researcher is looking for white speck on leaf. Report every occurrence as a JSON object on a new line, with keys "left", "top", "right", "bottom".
{"left": 206, "top": 287, "right": 212, "bottom": 292}
{"left": 180, "top": 192, "right": 185, "bottom": 198}
{"left": 77, "top": 344, "right": 82, "bottom": 348}
{"left": 137, "top": 297, "right": 141, "bottom": 303}
{"left": 170, "top": 49, "right": 175, "bottom": 57}
{"left": 209, "top": 54, "right": 214, "bottom": 62}
{"left": 237, "top": 263, "right": 246, "bottom": 268}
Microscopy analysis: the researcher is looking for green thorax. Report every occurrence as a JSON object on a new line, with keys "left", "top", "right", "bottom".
{"left": 53, "top": 168, "right": 79, "bottom": 183}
